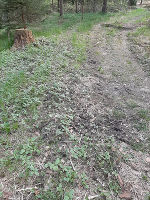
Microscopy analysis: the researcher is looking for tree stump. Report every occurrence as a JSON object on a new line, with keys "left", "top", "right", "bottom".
{"left": 13, "top": 29, "right": 35, "bottom": 49}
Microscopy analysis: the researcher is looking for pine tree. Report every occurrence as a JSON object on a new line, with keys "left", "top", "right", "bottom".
{"left": 128, "top": 0, "right": 137, "bottom": 6}
{"left": 102, "top": 0, "right": 107, "bottom": 13}
{"left": 0, "top": 0, "right": 47, "bottom": 29}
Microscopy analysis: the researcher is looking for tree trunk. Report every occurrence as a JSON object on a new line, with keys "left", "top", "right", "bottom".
{"left": 13, "top": 29, "right": 35, "bottom": 49}
{"left": 128, "top": 0, "right": 137, "bottom": 6}
{"left": 7, "top": 28, "right": 11, "bottom": 41}
{"left": 81, "top": 2, "right": 84, "bottom": 20}
{"left": 58, "top": 0, "right": 60, "bottom": 12}
{"left": 52, "top": 0, "right": 54, "bottom": 6}
{"left": 60, "top": 0, "right": 63, "bottom": 16}
{"left": 75, "top": 0, "right": 78, "bottom": 13}
{"left": 93, "top": 0, "right": 96, "bottom": 12}
{"left": 140, "top": 0, "right": 142, "bottom": 4}
{"left": 102, "top": 0, "right": 107, "bottom": 13}
{"left": 21, "top": 7, "right": 27, "bottom": 29}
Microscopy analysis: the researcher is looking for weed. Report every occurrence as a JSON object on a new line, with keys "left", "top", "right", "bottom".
{"left": 0, "top": 29, "right": 14, "bottom": 51}
{"left": 142, "top": 174, "right": 148, "bottom": 182}
{"left": 145, "top": 193, "right": 150, "bottom": 200}
{"left": 131, "top": 142, "right": 145, "bottom": 152}
{"left": 70, "top": 145, "right": 87, "bottom": 159}
{"left": 112, "top": 71, "right": 120, "bottom": 77}
{"left": 109, "top": 180, "right": 120, "bottom": 194}
{"left": 113, "top": 109, "right": 125, "bottom": 119}
{"left": 45, "top": 158, "right": 77, "bottom": 183}
{"left": 98, "top": 66, "right": 104, "bottom": 74}
{"left": 0, "top": 137, "right": 41, "bottom": 177}
{"left": 134, "top": 26, "right": 150, "bottom": 37}
{"left": 80, "top": 173, "right": 89, "bottom": 189}
{"left": 71, "top": 32, "right": 87, "bottom": 63}
{"left": 138, "top": 109, "right": 150, "bottom": 121}
{"left": 106, "top": 28, "right": 117, "bottom": 37}
{"left": 127, "top": 100, "right": 138, "bottom": 108}
{"left": 127, "top": 60, "right": 132, "bottom": 65}
{"left": 41, "top": 158, "right": 77, "bottom": 199}
{"left": 134, "top": 122, "right": 148, "bottom": 132}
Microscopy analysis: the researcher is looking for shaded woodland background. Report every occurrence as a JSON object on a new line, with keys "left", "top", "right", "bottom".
{"left": 0, "top": 0, "right": 138, "bottom": 51}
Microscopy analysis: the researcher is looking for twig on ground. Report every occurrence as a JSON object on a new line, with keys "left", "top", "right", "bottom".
{"left": 70, "top": 156, "right": 76, "bottom": 171}
{"left": 88, "top": 195, "right": 100, "bottom": 199}
{"left": 16, "top": 187, "right": 37, "bottom": 192}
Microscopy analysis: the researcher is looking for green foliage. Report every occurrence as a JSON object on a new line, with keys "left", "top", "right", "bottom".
{"left": 35, "top": 158, "right": 77, "bottom": 199}
{"left": 132, "top": 26, "right": 150, "bottom": 38}
{"left": 0, "top": 38, "right": 78, "bottom": 134}
{"left": 0, "top": 0, "right": 48, "bottom": 29}
{"left": 45, "top": 158, "right": 77, "bottom": 184}
{"left": 32, "top": 12, "right": 112, "bottom": 37}
{"left": 98, "top": 66, "right": 104, "bottom": 74}
{"left": 70, "top": 145, "right": 87, "bottom": 159}
{"left": 0, "top": 12, "right": 112, "bottom": 51}
{"left": 138, "top": 109, "right": 150, "bottom": 121}
{"left": 113, "top": 109, "right": 125, "bottom": 119}
{"left": 0, "top": 30, "right": 14, "bottom": 52}
{"left": 0, "top": 137, "right": 40, "bottom": 176}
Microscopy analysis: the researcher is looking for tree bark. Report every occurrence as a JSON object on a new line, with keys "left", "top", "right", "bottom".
{"left": 128, "top": 0, "right": 137, "bottom": 6}
{"left": 58, "top": 0, "right": 60, "bottom": 12}
{"left": 21, "top": 7, "right": 27, "bottom": 29}
{"left": 52, "top": 0, "right": 54, "bottom": 6}
{"left": 60, "top": 0, "right": 63, "bottom": 16}
{"left": 93, "top": 0, "right": 96, "bottom": 12}
{"left": 75, "top": 0, "right": 78, "bottom": 13}
{"left": 81, "top": 2, "right": 84, "bottom": 20}
{"left": 102, "top": 0, "right": 107, "bottom": 13}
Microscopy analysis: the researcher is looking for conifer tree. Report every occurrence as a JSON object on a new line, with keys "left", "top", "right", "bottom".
{"left": 0, "top": 0, "right": 47, "bottom": 29}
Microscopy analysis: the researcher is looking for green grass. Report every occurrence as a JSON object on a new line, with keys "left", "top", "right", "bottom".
{"left": 108, "top": 7, "right": 150, "bottom": 31}
{"left": 71, "top": 32, "right": 87, "bottom": 63}
{"left": 0, "top": 12, "right": 112, "bottom": 52}
{"left": 1, "top": 11, "right": 111, "bottom": 135}
{"left": 120, "top": 8, "right": 150, "bottom": 38}
{"left": 0, "top": 29, "right": 14, "bottom": 52}
{"left": 132, "top": 26, "right": 150, "bottom": 37}
{"left": 31, "top": 12, "right": 112, "bottom": 36}
{"left": 1, "top": 8, "right": 150, "bottom": 52}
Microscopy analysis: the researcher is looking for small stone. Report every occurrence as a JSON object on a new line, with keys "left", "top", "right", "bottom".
{"left": 146, "top": 157, "right": 150, "bottom": 163}
{"left": 119, "top": 191, "right": 131, "bottom": 199}
{"left": 34, "top": 132, "right": 40, "bottom": 137}
{"left": 45, "top": 146, "right": 50, "bottom": 150}
{"left": 117, "top": 175, "right": 124, "bottom": 187}
{"left": 0, "top": 172, "right": 5, "bottom": 178}
{"left": 112, "top": 147, "right": 116, "bottom": 152}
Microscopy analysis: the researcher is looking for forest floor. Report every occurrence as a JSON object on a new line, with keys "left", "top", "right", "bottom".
{"left": 0, "top": 6, "right": 150, "bottom": 200}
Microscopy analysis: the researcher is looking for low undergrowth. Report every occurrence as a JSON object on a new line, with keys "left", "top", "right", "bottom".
{"left": 1, "top": 7, "right": 150, "bottom": 200}
{"left": 0, "top": 12, "right": 112, "bottom": 52}
{"left": 0, "top": 29, "right": 14, "bottom": 52}
{"left": 0, "top": 19, "right": 122, "bottom": 198}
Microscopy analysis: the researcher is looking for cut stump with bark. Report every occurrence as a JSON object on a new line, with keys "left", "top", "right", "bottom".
{"left": 13, "top": 29, "right": 35, "bottom": 49}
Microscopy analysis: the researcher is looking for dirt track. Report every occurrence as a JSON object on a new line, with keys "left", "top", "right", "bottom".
{"left": 67, "top": 18, "right": 150, "bottom": 199}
